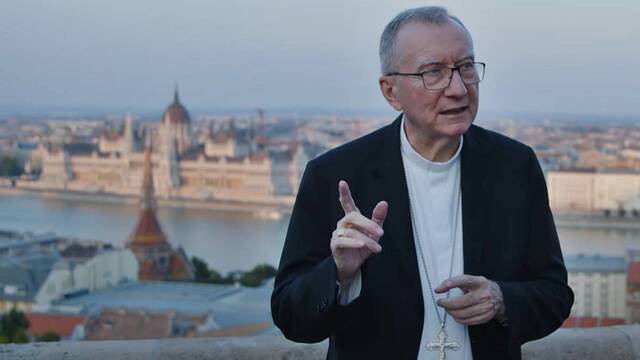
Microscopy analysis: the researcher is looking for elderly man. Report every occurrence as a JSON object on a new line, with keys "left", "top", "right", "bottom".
{"left": 271, "top": 6, "right": 573, "bottom": 360}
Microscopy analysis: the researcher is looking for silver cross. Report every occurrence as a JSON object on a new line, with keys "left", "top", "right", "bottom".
{"left": 426, "top": 327, "right": 460, "bottom": 360}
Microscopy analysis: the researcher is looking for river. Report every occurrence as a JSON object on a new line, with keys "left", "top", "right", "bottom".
{"left": 1, "top": 193, "right": 639, "bottom": 274}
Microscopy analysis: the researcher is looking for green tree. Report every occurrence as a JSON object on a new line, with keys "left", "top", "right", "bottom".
{"left": 13, "top": 329, "right": 29, "bottom": 343}
{"left": 0, "top": 309, "right": 30, "bottom": 343}
{"left": 209, "top": 269, "right": 235, "bottom": 284}
{"left": 248, "top": 263, "right": 277, "bottom": 280}
{"left": 35, "top": 331, "right": 60, "bottom": 342}
{"left": 239, "top": 272, "right": 262, "bottom": 287}
{"left": 191, "top": 257, "right": 236, "bottom": 285}
{"left": 191, "top": 256, "right": 211, "bottom": 282}
{"left": 0, "top": 155, "right": 22, "bottom": 176}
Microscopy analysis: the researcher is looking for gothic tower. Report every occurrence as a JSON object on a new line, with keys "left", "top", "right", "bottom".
{"left": 126, "top": 143, "right": 173, "bottom": 280}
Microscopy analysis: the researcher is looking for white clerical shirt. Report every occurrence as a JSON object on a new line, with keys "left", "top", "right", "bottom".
{"left": 400, "top": 118, "right": 472, "bottom": 360}
{"left": 337, "top": 117, "right": 472, "bottom": 360}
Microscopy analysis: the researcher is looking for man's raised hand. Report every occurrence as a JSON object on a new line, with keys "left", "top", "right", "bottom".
{"left": 330, "top": 180, "right": 388, "bottom": 284}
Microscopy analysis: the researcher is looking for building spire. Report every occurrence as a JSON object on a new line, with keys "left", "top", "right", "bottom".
{"left": 141, "top": 136, "right": 156, "bottom": 210}
{"left": 174, "top": 83, "right": 180, "bottom": 104}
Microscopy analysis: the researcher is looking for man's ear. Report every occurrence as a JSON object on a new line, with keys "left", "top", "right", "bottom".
{"left": 379, "top": 76, "right": 403, "bottom": 112}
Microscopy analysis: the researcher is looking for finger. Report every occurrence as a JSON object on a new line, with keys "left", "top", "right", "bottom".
{"left": 371, "top": 201, "right": 388, "bottom": 228}
{"left": 343, "top": 228, "right": 383, "bottom": 253}
{"left": 446, "top": 301, "right": 495, "bottom": 320}
{"left": 437, "top": 292, "right": 479, "bottom": 310}
{"left": 454, "top": 312, "right": 494, "bottom": 326}
{"left": 338, "top": 180, "right": 359, "bottom": 214}
{"left": 331, "top": 235, "right": 381, "bottom": 254}
{"left": 435, "top": 275, "right": 484, "bottom": 293}
{"left": 330, "top": 237, "right": 365, "bottom": 252}
{"left": 338, "top": 213, "right": 384, "bottom": 238}
{"left": 332, "top": 228, "right": 382, "bottom": 253}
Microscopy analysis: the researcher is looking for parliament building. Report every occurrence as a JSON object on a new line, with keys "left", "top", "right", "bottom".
{"left": 29, "top": 89, "right": 308, "bottom": 210}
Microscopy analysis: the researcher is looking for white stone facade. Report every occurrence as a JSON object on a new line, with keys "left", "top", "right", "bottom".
{"left": 568, "top": 271, "right": 627, "bottom": 319}
{"left": 34, "top": 249, "right": 138, "bottom": 309}
{"left": 548, "top": 170, "right": 640, "bottom": 212}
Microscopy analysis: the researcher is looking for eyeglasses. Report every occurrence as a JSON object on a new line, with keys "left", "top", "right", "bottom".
{"left": 386, "top": 62, "right": 486, "bottom": 90}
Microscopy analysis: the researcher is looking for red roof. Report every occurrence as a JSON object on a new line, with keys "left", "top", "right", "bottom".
{"left": 168, "top": 250, "right": 195, "bottom": 281}
{"left": 128, "top": 209, "right": 171, "bottom": 247}
{"left": 26, "top": 312, "right": 86, "bottom": 337}
{"left": 562, "top": 316, "right": 626, "bottom": 328}
{"left": 84, "top": 308, "right": 172, "bottom": 340}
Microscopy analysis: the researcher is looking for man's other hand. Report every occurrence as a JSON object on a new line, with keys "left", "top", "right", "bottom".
{"left": 435, "top": 275, "right": 507, "bottom": 326}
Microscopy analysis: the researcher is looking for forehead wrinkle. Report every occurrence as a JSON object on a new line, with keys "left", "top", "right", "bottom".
{"left": 404, "top": 50, "right": 475, "bottom": 72}
{"left": 395, "top": 25, "right": 474, "bottom": 72}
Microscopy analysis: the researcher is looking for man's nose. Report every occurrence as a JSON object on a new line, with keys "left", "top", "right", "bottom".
{"left": 444, "top": 70, "right": 468, "bottom": 97}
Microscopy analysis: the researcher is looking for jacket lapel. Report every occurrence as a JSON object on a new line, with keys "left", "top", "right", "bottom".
{"left": 371, "top": 115, "right": 422, "bottom": 286}
{"left": 461, "top": 126, "right": 491, "bottom": 276}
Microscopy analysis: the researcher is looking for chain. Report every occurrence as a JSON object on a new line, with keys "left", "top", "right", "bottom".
{"left": 407, "top": 163, "right": 462, "bottom": 328}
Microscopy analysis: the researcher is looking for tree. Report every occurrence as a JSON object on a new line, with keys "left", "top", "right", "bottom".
{"left": 0, "top": 309, "right": 30, "bottom": 343}
{"left": 35, "top": 331, "right": 61, "bottom": 342}
{"left": 239, "top": 272, "right": 262, "bottom": 287}
{"left": 191, "top": 256, "right": 211, "bottom": 282}
{"left": 0, "top": 156, "right": 22, "bottom": 176}
{"left": 238, "top": 264, "right": 278, "bottom": 287}
{"left": 191, "top": 257, "right": 235, "bottom": 284}
{"left": 208, "top": 269, "right": 235, "bottom": 285}
{"left": 248, "top": 263, "right": 277, "bottom": 280}
{"left": 12, "top": 329, "right": 29, "bottom": 343}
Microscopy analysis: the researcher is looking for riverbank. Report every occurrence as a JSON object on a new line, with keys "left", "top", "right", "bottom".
{"left": 0, "top": 194, "right": 290, "bottom": 273}
{"left": 555, "top": 213, "right": 640, "bottom": 230}
{"left": 0, "top": 186, "right": 291, "bottom": 219}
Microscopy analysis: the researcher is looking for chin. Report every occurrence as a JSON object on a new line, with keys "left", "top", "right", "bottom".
{"left": 444, "top": 119, "right": 473, "bottom": 137}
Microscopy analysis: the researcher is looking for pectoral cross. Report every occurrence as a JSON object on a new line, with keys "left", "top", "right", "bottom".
{"left": 427, "top": 326, "right": 460, "bottom": 360}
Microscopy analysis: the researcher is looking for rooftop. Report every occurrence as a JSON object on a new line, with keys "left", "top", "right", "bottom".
{"left": 25, "top": 312, "right": 86, "bottom": 337}
{"left": 53, "top": 280, "right": 276, "bottom": 332}
{"left": 0, "top": 251, "right": 60, "bottom": 302}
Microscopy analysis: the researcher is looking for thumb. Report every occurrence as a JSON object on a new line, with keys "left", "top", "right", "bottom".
{"left": 371, "top": 201, "right": 388, "bottom": 227}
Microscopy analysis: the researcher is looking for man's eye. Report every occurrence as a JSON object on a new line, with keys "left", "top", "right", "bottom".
{"left": 460, "top": 63, "right": 474, "bottom": 71}
{"left": 424, "top": 68, "right": 443, "bottom": 76}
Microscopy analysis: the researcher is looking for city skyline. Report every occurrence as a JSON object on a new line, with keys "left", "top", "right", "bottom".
{"left": 1, "top": 1, "right": 640, "bottom": 117}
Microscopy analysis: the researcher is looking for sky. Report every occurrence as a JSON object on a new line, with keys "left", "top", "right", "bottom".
{"left": 1, "top": 0, "right": 639, "bottom": 117}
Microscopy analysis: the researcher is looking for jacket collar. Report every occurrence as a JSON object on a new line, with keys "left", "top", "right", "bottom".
{"left": 371, "top": 114, "right": 491, "bottom": 282}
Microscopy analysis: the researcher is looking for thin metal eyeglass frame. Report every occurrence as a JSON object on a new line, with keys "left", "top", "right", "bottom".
{"left": 386, "top": 62, "right": 486, "bottom": 90}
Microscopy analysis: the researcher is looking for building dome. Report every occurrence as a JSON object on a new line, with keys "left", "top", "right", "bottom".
{"left": 162, "top": 88, "right": 190, "bottom": 126}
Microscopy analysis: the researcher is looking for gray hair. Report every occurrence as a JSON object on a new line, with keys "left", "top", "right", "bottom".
{"left": 379, "top": 6, "right": 470, "bottom": 75}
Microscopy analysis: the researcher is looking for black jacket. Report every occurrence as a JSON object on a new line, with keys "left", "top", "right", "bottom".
{"left": 271, "top": 116, "right": 573, "bottom": 359}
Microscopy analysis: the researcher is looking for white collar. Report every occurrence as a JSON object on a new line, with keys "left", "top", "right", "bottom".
{"left": 400, "top": 115, "right": 463, "bottom": 173}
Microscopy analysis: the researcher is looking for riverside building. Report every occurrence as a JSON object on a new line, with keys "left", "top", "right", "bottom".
{"left": 25, "top": 89, "right": 309, "bottom": 211}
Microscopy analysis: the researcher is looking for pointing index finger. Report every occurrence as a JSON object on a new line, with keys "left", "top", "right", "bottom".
{"left": 338, "top": 180, "right": 359, "bottom": 214}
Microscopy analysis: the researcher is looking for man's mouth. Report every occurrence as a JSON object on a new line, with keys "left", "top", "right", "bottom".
{"left": 440, "top": 106, "right": 468, "bottom": 115}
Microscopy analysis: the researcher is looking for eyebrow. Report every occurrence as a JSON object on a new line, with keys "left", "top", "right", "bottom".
{"left": 416, "top": 55, "right": 475, "bottom": 71}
